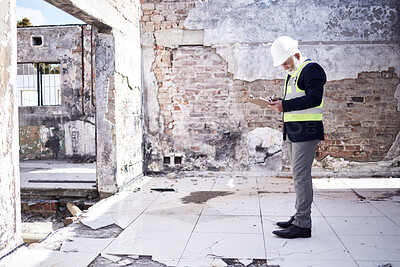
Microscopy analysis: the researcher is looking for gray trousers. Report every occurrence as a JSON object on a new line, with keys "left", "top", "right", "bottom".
{"left": 286, "top": 138, "right": 320, "bottom": 228}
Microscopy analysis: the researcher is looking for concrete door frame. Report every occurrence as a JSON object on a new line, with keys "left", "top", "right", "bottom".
{"left": 43, "top": 0, "right": 143, "bottom": 196}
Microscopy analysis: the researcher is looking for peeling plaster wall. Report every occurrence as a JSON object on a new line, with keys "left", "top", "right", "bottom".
{"left": 184, "top": 0, "right": 400, "bottom": 81}
{"left": 186, "top": 0, "right": 399, "bottom": 44}
{"left": 142, "top": 0, "right": 400, "bottom": 172}
{"left": 17, "top": 25, "right": 96, "bottom": 161}
{"left": 0, "top": 0, "right": 22, "bottom": 257}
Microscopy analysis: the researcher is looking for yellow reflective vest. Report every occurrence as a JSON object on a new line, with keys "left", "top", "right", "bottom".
{"left": 283, "top": 61, "right": 324, "bottom": 122}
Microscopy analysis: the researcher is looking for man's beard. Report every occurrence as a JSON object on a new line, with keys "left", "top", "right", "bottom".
{"left": 286, "top": 56, "right": 302, "bottom": 75}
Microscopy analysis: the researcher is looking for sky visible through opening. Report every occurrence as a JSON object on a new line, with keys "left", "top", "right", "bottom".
{"left": 17, "top": 0, "right": 84, "bottom": 26}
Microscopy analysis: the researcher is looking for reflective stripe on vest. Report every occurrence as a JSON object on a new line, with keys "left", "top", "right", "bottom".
{"left": 283, "top": 60, "right": 324, "bottom": 122}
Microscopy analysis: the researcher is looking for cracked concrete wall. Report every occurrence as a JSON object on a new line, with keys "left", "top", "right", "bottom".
{"left": 142, "top": 0, "right": 400, "bottom": 172}
{"left": 0, "top": 0, "right": 22, "bottom": 257}
{"left": 17, "top": 25, "right": 96, "bottom": 161}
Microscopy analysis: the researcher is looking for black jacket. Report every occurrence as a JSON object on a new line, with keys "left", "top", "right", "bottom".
{"left": 281, "top": 60, "right": 326, "bottom": 142}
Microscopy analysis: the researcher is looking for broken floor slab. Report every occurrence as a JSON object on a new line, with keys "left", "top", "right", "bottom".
{"left": 1, "top": 247, "right": 99, "bottom": 267}
{"left": 2, "top": 171, "right": 400, "bottom": 266}
{"left": 80, "top": 190, "right": 158, "bottom": 230}
{"left": 60, "top": 237, "right": 114, "bottom": 253}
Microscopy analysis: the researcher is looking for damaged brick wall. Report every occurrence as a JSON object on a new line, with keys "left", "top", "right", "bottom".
{"left": 321, "top": 69, "right": 400, "bottom": 161}
{"left": 17, "top": 25, "right": 96, "bottom": 161}
{"left": 142, "top": 0, "right": 400, "bottom": 172}
{"left": 142, "top": 1, "right": 284, "bottom": 171}
{"left": 242, "top": 71, "right": 400, "bottom": 162}
{"left": 156, "top": 46, "right": 238, "bottom": 170}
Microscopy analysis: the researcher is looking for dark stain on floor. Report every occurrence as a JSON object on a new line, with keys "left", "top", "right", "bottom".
{"left": 181, "top": 191, "right": 234, "bottom": 204}
{"left": 371, "top": 189, "right": 400, "bottom": 201}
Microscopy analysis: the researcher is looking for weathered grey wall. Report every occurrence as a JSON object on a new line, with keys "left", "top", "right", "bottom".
{"left": 0, "top": 0, "right": 22, "bottom": 257}
{"left": 17, "top": 25, "right": 96, "bottom": 161}
{"left": 141, "top": 0, "right": 400, "bottom": 172}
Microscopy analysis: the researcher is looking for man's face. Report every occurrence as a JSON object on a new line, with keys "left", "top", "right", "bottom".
{"left": 281, "top": 57, "right": 295, "bottom": 75}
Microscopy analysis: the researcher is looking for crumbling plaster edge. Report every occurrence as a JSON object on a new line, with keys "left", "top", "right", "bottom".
{"left": 142, "top": 31, "right": 175, "bottom": 169}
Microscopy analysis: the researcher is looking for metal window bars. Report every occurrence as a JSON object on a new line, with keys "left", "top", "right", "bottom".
{"left": 17, "top": 63, "right": 61, "bottom": 106}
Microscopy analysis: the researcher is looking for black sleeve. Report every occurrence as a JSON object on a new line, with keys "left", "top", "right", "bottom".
{"left": 282, "top": 63, "right": 326, "bottom": 112}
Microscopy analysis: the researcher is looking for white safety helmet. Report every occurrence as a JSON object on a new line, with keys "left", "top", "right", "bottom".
{"left": 270, "top": 36, "right": 299, "bottom": 67}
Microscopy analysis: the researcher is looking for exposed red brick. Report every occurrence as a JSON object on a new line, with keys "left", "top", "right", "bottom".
{"left": 50, "top": 203, "right": 58, "bottom": 211}
{"left": 43, "top": 202, "right": 50, "bottom": 211}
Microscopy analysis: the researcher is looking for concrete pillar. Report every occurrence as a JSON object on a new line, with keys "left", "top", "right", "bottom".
{"left": 95, "top": 32, "right": 118, "bottom": 195}
{"left": 0, "top": 0, "right": 22, "bottom": 257}
{"left": 95, "top": 30, "right": 143, "bottom": 196}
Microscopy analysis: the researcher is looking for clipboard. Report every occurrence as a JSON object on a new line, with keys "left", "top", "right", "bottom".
{"left": 245, "top": 96, "right": 274, "bottom": 108}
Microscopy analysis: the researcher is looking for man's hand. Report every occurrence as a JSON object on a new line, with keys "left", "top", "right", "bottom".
{"left": 269, "top": 100, "right": 283, "bottom": 112}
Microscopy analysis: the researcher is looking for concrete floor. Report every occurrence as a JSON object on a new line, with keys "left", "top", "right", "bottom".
{"left": 3, "top": 171, "right": 400, "bottom": 267}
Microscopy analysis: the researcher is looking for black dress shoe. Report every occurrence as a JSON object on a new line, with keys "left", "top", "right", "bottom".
{"left": 276, "top": 216, "right": 295, "bottom": 228}
{"left": 272, "top": 224, "right": 311, "bottom": 239}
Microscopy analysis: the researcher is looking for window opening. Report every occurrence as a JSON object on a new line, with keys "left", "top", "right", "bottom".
{"left": 31, "top": 36, "right": 43, "bottom": 46}
{"left": 17, "top": 63, "right": 61, "bottom": 106}
{"left": 163, "top": 157, "right": 171, "bottom": 165}
{"left": 174, "top": 156, "right": 182, "bottom": 165}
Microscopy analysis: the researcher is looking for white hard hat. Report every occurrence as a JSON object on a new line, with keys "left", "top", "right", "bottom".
{"left": 270, "top": 36, "right": 299, "bottom": 67}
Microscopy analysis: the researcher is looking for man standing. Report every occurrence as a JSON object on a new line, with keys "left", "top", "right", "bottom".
{"left": 268, "top": 36, "right": 326, "bottom": 239}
